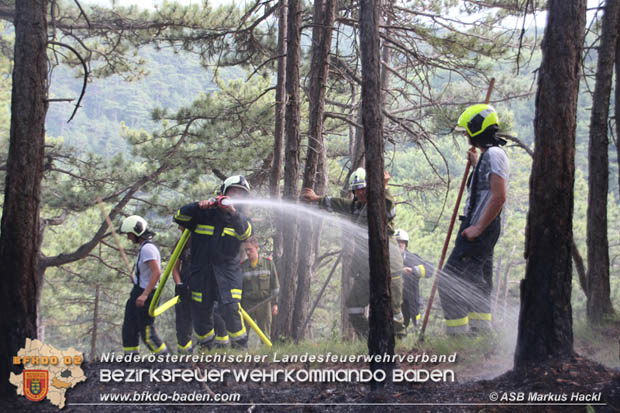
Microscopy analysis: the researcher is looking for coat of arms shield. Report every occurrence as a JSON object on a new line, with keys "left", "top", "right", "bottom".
{"left": 24, "top": 370, "right": 48, "bottom": 402}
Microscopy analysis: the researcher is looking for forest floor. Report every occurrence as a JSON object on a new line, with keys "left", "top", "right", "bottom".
{"left": 2, "top": 321, "right": 619, "bottom": 412}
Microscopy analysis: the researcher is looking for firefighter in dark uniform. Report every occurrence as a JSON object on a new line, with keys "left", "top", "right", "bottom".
{"left": 438, "top": 104, "right": 509, "bottom": 335}
{"left": 120, "top": 215, "right": 168, "bottom": 355}
{"left": 173, "top": 175, "right": 253, "bottom": 349}
{"left": 172, "top": 226, "right": 193, "bottom": 354}
{"left": 174, "top": 229, "right": 230, "bottom": 349}
{"left": 302, "top": 168, "right": 405, "bottom": 339}
{"left": 395, "top": 229, "right": 433, "bottom": 328}
{"left": 240, "top": 236, "right": 279, "bottom": 341}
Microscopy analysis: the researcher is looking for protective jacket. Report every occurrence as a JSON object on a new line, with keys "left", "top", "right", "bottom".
{"left": 317, "top": 189, "right": 405, "bottom": 338}
{"left": 173, "top": 202, "right": 252, "bottom": 347}
{"left": 240, "top": 256, "right": 279, "bottom": 339}
{"left": 241, "top": 256, "right": 279, "bottom": 304}
{"left": 173, "top": 203, "right": 252, "bottom": 304}
{"left": 317, "top": 189, "right": 402, "bottom": 278}
{"left": 319, "top": 189, "right": 397, "bottom": 235}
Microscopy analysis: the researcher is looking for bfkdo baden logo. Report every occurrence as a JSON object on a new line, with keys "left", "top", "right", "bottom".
{"left": 23, "top": 370, "right": 49, "bottom": 402}
{"left": 9, "top": 338, "right": 87, "bottom": 409}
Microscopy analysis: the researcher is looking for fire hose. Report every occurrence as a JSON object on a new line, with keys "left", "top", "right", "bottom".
{"left": 148, "top": 228, "right": 272, "bottom": 347}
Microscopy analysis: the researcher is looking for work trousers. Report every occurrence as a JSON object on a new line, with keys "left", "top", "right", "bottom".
{"left": 175, "top": 297, "right": 193, "bottom": 353}
{"left": 122, "top": 285, "right": 167, "bottom": 354}
{"left": 243, "top": 299, "right": 272, "bottom": 342}
{"left": 189, "top": 269, "right": 247, "bottom": 348}
{"left": 213, "top": 304, "right": 229, "bottom": 347}
{"left": 438, "top": 217, "right": 500, "bottom": 334}
{"left": 346, "top": 238, "right": 405, "bottom": 339}
{"left": 402, "top": 275, "right": 421, "bottom": 327}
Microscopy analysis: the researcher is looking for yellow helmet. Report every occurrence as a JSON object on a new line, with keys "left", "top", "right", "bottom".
{"left": 457, "top": 104, "right": 499, "bottom": 138}
{"left": 349, "top": 167, "right": 367, "bottom": 190}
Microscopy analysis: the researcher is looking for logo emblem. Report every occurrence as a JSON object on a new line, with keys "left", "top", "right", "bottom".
{"left": 24, "top": 370, "right": 48, "bottom": 402}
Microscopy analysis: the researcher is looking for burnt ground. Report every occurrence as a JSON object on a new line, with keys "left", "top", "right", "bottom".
{"left": 2, "top": 350, "right": 618, "bottom": 413}
{"left": 2, "top": 321, "right": 619, "bottom": 413}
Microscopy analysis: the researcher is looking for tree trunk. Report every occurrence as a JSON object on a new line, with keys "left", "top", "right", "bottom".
{"left": 514, "top": 0, "right": 586, "bottom": 367}
{"left": 360, "top": 0, "right": 394, "bottom": 383}
{"left": 616, "top": 15, "right": 620, "bottom": 200}
{"left": 586, "top": 0, "right": 619, "bottom": 323}
{"left": 275, "top": 0, "right": 302, "bottom": 340}
{"left": 90, "top": 284, "right": 100, "bottom": 361}
{"left": 0, "top": 0, "right": 49, "bottom": 397}
{"left": 292, "top": 0, "right": 336, "bottom": 340}
{"left": 572, "top": 241, "right": 587, "bottom": 296}
{"left": 270, "top": 0, "right": 287, "bottom": 305}
{"left": 341, "top": 89, "right": 363, "bottom": 339}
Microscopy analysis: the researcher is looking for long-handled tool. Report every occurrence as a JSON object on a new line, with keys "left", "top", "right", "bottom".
{"left": 96, "top": 197, "right": 134, "bottom": 282}
{"left": 298, "top": 252, "right": 343, "bottom": 341}
{"left": 418, "top": 78, "right": 495, "bottom": 341}
{"left": 245, "top": 294, "right": 279, "bottom": 314}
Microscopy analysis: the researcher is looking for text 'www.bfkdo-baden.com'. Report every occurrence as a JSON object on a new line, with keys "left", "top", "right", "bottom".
{"left": 98, "top": 390, "right": 241, "bottom": 403}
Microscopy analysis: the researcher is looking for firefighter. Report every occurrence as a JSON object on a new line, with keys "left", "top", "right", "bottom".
{"left": 173, "top": 175, "right": 253, "bottom": 349}
{"left": 173, "top": 228, "right": 229, "bottom": 350}
{"left": 301, "top": 168, "right": 405, "bottom": 339}
{"left": 172, "top": 226, "right": 193, "bottom": 354}
{"left": 395, "top": 229, "right": 432, "bottom": 328}
{"left": 240, "top": 236, "right": 279, "bottom": 341}
{"left": 438, "top": 104, "right": 509, "bottom": 335}
{"left": 120, "top": 215, "right": 168, "bottom": 355}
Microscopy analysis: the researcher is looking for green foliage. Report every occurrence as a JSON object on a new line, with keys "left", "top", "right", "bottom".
{"left": 46, "top": 45, "right": 221, "bottom": 153}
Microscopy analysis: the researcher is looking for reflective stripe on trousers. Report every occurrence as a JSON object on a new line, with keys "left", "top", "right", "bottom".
{"left": 445, "top": 316, "right": 469, "bottom": 335}
{"left": 196, "top": 329, "right": 215, "bottom": 344}
{"left": 468, "top": 312, "right": 492, "bottom": 329}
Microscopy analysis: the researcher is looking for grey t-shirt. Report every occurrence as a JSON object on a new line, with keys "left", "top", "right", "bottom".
{"left": 463, "top": 146, "right": 509, "bottom": 226}
{"left": 132, "top": 242, "right": 161, "bottom": 289}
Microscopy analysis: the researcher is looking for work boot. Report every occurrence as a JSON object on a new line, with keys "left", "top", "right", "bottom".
{"left": 214, "top": 338, "right": 230, "bottom": 349}
{"left": 230, "top": 337, "right": 248, "bottom": 349}
{"left": 177, "top": 340, "right": 193, "bottom": 355}
{"left": 198, "top": 340, "right": 214, "bottom": 353}
{"left": 177, "top": 346, "right": 193, "bottom": 355}
{"left": 393, "top": 311, "right": 407, "bottom": 339}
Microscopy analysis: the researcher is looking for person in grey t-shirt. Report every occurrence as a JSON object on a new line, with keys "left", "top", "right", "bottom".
{"left": 119, "top": 215, "right": 168, "bottom": 355}
{"left": 438, "top": 104, "right": 509, "bottom": 336}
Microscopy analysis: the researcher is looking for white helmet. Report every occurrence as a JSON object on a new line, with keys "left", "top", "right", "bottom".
{"left": 120, "top": 215, "right": 148, "bottom": 237}
{"left": 220, "top": 175, "right": 251, "bottom": 195}
{"left": 395, "top": 229, "right": 409, "bottom": 242}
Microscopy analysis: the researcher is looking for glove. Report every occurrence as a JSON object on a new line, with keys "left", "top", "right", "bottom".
{"left": 199, "top": 198, "right": 217, "bottom": 209}
{"left": 175, "top": 283, "right": 191, "bottom": 303}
